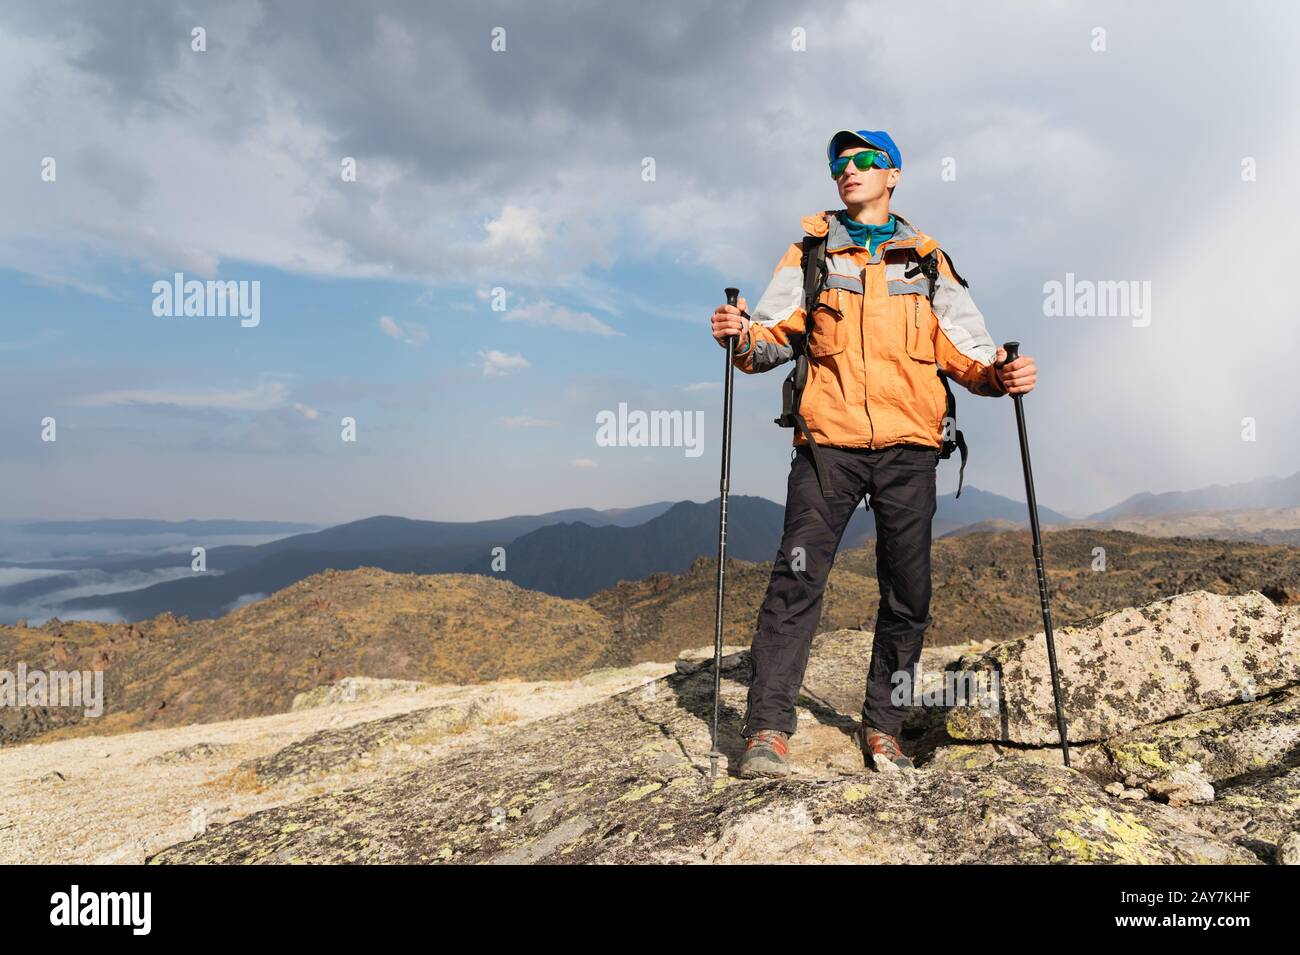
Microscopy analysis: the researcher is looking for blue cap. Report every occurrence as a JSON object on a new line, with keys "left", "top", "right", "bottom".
{"left": 826, "top": 129, "right": 901, "bottom": 170}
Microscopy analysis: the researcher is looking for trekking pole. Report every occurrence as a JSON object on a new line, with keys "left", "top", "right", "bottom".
{"left": 707, "top": 287, "right": 743, "bottom": 781}
{"left": 1000, "top": 341, "right": 1071, "bottom": 767}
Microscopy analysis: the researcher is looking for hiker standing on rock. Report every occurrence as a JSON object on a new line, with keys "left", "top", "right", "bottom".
{"left": 709, "top": 129, "right": 1037, "bottom": 777}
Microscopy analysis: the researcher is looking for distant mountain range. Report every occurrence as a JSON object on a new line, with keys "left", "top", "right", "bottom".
{"left": 24, "top": 487, "right": 1061, "bottom": 618}
{"left": 5, "top": 468, "right": 1298, "bottom": 623}
{"left": 14, "top": 519, "right": 319, "bottom": 538}
{"left": 463, "top": 488, "right": 1070, "bottom": 598}
{"left": 1086, "top": 471, "right": 1300, "bottom": 520}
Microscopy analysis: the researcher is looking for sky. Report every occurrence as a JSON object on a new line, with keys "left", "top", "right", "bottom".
{"left": 1, "top": 0, "right": 1298, "bottom": 523}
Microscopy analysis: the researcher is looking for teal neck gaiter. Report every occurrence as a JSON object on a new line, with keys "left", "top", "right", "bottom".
{"left": 839, "top": 210, "right": 896, "bottom": 255}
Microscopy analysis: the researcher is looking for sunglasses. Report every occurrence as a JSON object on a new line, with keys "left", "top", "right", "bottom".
{"left": 830, "top": 149, "right": 891, "bottom": 180}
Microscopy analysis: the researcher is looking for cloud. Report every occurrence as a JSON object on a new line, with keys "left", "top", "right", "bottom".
{"left": 20, "top": 271, "right": 117, "bottom": 301}
{"left": 377, "top": 314, "right": 428, "bottom": 345}
{"left": 479, "top": 350, "right": 530, "bottom": 377}
{"left": 1, "top": 1, "right": 1297, "bottom": 519}
{"left": 223, "top": 592, "right": 267, "bottom": 613}
{"left": 0, "top": 2, "right": 795, "bottom": 291}
{"left": 72, "top": 380, "right": 290, "bottom": 411}
{"left": 485, "top": 205, "right": 546, "bottom": 254}
{"left": 503, "top": 298, "right": 621, "bottom": 336}
{"left": 6, "top": 0, "right": 1291, "bottom": 311}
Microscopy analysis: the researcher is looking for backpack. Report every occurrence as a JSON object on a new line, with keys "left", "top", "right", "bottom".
{"left": 773, "top": 231, "right": 969, "bottom": 500}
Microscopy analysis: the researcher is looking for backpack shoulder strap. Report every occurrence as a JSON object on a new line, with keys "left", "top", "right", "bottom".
{"left": 920, "top": 244, "right": 968, "bottom": 293}
{"left": 799, "top": 232, "right": 828, "bottom": 345}
{"left": 774, "top": 231, "right": 832, "bottom": 499}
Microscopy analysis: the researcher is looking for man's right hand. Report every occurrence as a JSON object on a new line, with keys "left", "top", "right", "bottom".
{"left": 711, "top": 297, "right": 750, "bottom": 349}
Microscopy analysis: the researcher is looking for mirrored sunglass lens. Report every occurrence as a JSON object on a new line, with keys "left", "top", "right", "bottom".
{"left": 853, "top": 150, "right": 880, "bottom": 170}
{"left": 830, "top": 157, "right": 849, "bottom": 178}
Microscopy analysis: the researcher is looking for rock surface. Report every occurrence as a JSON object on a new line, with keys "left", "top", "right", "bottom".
{"left": 0, "top": 662, "right": 672, "bottom": 864}
{"left": 1102, "top": 685, "right": 1300, "bottom": 788}
{"left": 946, "top": 590, "right": 1298, "bottom": 744}
{"left": 291, "top": 677, "right": 432, "bottom": 710}
{"left": 148, "top": 593, "right": 1300, "bottom": 864}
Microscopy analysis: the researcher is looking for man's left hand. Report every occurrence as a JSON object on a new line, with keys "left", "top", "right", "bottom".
{"left": 994, "top": 347, "right": 1036, "bottom": 395}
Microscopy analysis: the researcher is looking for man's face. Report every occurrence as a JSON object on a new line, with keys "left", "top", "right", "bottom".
{"left": 835, "top": 146, "right": 899, "bottom": 205}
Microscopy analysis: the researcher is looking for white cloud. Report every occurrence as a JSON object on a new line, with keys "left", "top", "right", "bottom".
{"left": 224, "top": 592, "right": 268, "bottom": 613}
{"left": 479, "top": 350, "right": 530, "bottom": 377}
{"left": 503, "top": 297, "right": 621, "bottom": 336}
{"left": 485, "top": 205, "right": 546, "bottom": 254}
{"left": 73, "top": 380, "right": 289, "bottom": 411}
{"left": 378, "top": 314, "right": 428, "bottom": 345}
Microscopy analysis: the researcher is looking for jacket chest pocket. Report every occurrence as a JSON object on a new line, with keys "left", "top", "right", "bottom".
{"left": 886, "top": 257, "right": 936, "bottom": 362}
{"left": 807, "top": 286, "right": 850, "bottom": 358}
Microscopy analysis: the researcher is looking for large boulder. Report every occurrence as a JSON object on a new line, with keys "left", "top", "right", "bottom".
{"left": 945, "top": 590, "right": 1299, "bottom": 745}
{"left": 1102, "top": 685, "right": 1300, "bottom": 788}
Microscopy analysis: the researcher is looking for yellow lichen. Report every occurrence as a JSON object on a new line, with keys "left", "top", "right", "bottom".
{"left": 616, "top": 782, "right": 663, "bottom": 802}
{"left": 1111, "top": 741, "right": 1169, "bottom": 772}
{"left": 1055, "top": 805, "right": 1160, "bottom": 864}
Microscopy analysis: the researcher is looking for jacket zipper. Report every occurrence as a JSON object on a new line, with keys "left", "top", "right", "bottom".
{"left": 861, "top": 265, "right": 874, "bottom": 449}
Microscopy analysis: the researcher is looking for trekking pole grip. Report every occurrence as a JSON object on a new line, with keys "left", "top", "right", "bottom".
{"left": 1001, "top": 341, "right": 1019, "bottom": 365}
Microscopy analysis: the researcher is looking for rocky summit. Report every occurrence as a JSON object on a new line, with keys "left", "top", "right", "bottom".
{"left": 149, "top": 590, "right": 1299, "bottom": 865}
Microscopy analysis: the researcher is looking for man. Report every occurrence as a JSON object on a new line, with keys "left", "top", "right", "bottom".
{"left": 708, "top": 128, "right": 1037, "bottom": 777}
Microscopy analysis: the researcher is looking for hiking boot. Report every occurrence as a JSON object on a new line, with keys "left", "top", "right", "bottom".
{"left": 860, "top": 724, "right": 914, "bottom": 772}
{"left": 738, "top": 729, "right": 791, "bottom": 778}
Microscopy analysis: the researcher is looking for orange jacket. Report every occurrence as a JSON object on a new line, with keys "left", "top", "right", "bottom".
{"left": 735, "top": 209, "right": 1007, "bottom": 451}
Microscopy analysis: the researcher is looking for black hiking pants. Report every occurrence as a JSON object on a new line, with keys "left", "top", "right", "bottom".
{"left": 741, "top": 442, "right": 938, "bottom": 739}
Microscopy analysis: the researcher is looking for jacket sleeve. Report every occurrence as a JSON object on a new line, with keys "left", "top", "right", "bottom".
{"left": 733, "top": 241, "right": 808, "bottom": 375}
{"left": 930, "top": 250, "right": 1008, "bottom": 397}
